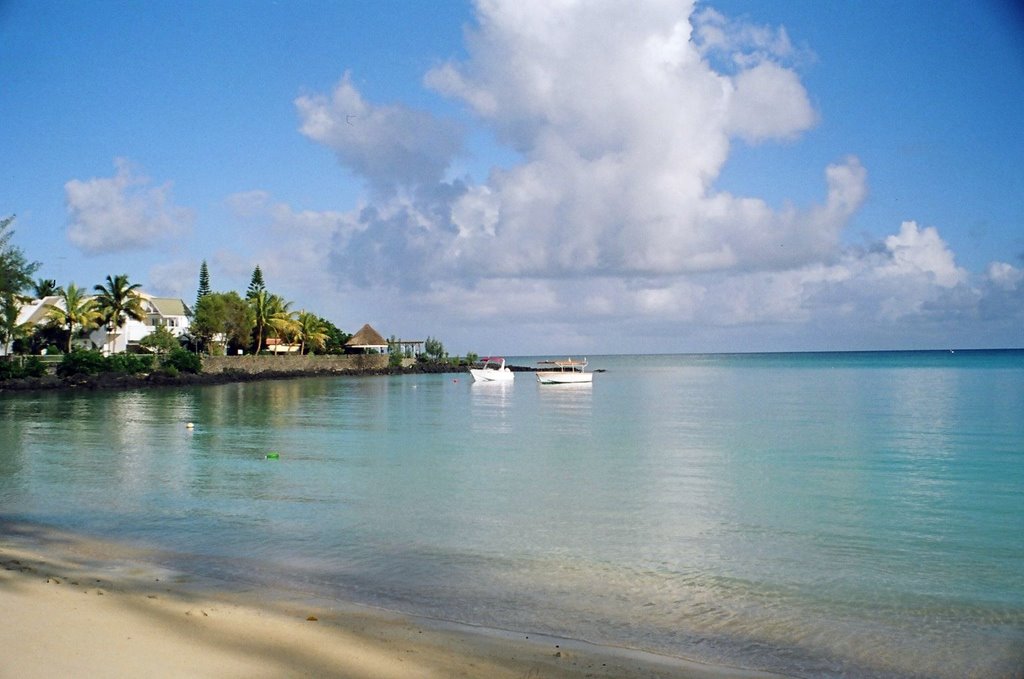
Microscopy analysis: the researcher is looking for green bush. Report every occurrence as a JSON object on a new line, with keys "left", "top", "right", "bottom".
{"left": 21, "top": 356, "right": 47, "bottom": 378}
{"left": 57, "top": 350, "right": 107, "bottom": 377}
{"left": 105, "top": 353, "right": 154, "bottom": 374}
{"left": 163, "top": 348, "right": 202, "bottom": 374}
{"left": 0, "top": 360, "right": 18, "bottom": 380}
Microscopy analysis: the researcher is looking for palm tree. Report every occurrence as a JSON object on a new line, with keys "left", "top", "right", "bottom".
{"left": 249, "top": 289, "right": 273, "bottom": 354}
{"left": 249, "top": 290, "right": 298, "bottom": 353}
{"left": 93, "top": 274, "right": 145, "bottom": 355}
{"left": 46, "top": 283, "right": 100, "bottom": 352}
{"left": 266, "top": 296, "right": 299, "bottom": 353}
{"left": 0, "top": 292, "right": 33, "bottom": 355}
{"left": 33, "top": 278, "right": 62, "bottom": 298}
{"left": 249, "top": 290, "right": 303, "bottom": 353}
{"left": 296, "top": 311, "right": 328, "bottom": 355}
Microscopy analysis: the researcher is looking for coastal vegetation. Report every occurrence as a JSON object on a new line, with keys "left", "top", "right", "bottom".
{"left": 1, "top": 217, "right": 474, "bottom": 387}
{"left": 46, "top": 283, "right": 101, "bottom": 352}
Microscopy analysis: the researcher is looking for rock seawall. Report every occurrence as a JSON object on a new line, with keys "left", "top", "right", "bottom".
{"left": 201, "top": 354, "right": 388, "bottom": 374}
{"left": 1, "top": 355, "right": 465, "bottom": 392}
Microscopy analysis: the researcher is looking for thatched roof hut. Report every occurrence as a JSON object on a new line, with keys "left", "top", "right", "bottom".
{"left": 345, "top": 323, "right": 388, "bottom": 353}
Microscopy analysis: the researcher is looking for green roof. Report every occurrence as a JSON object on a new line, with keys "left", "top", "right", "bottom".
{"left": 148, "top": 297, "right": 189, "bottom": 316}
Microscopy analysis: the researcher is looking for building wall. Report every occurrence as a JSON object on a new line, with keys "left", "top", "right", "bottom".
{"left": 201, "top": 354, "right": 388, "bottom": 374}
{"left": 89, "top": 315, "right": 191, "bottom": 355}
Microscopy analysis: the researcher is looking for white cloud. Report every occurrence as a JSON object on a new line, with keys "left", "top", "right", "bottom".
{"left": 789, "top": 222, "right": 971, "bottom": 324}
{"left": 276, "top": 0, "right": 1018, "bottom": 351}
{"left": 65, "top": 158, "right": 193, "bottom": 255}
{"left": 224, "top": 191, "right": 361, "bottom": 304}
{"left": 986, "top": 261, "right": 1023, "bottom": 291}
{"left": 880, "top": 221, "right": 965, "bottom": 288}
{"left": 230, "top": 185, "right": 1021, "bottom": 351}
{"left": 725, "top": 62, "right": 817, "bottom": 142}
{"left": 290, "top": 0, "right": 836, "bottom": 292}
{"left": 692, "top": 6, "right": 808, "bottom": 70}
{"left": 295, "top": 72, "right": 464, "bottom": 194}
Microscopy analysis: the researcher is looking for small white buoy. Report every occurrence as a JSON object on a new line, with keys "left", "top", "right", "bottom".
{"left": 186, "top": 422, "right": 194, "bottom": 429}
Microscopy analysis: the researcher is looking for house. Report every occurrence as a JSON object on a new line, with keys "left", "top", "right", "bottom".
{"left": 344, "top": 323, "right": 388, "bottom": 353}
{"left": 3, "top": 295, "right": 64, "bottom": 355}
{"left": 14, "top": 295, "right": 62, "bottom": 329}
{"left": 265, "top": 337, "right": 300, "bottom": 354}
{"left": 90, "top": 294, "right": 191, "bottom": 354}
{"left": 7, "top": 291, "right": 191, "bottom": 356}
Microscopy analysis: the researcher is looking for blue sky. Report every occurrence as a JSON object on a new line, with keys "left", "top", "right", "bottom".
{"left": 2, "top": 0, "right": 1022, "bottom": 355}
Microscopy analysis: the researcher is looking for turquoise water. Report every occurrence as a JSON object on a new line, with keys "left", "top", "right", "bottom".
{"left": 2, "top": 350, "right": 1022, "bottom": 677}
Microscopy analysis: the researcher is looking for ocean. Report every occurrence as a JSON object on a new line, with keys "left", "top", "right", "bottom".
{"left": 2, "top": 350, "right": 1022, "bottom": 678}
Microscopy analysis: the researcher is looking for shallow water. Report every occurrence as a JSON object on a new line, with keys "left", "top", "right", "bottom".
{"left": 2, "top": 350, "right": 1023, "bottom": 677}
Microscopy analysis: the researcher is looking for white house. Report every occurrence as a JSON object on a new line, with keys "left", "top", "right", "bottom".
{"left": 90, "top": 294, "right": 191, "bottom": 354}
{"left": 4, "top": 295, "right": 63, "bottom": 356}
{"left": 8, "top": 292, "right": 191, "bottom": 356}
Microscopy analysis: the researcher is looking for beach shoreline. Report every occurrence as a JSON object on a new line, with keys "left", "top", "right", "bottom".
{"left": 1, "top": 520, "right": 788, "bottom": 679}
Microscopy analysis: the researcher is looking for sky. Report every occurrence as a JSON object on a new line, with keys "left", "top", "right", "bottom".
{"left": 2, "top": 0, "right": 1022, "bottom": 355}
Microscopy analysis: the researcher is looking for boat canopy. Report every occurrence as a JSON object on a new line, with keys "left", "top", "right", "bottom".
{"left": 537, "top": 358, "right": 587, "bottom": 367}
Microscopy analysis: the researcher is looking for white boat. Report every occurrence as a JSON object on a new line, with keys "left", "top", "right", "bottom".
{"left": 470, "top": 356, "right": 515, "bottom": 382}
{"left": 536, "top": 358, "right": 592, "bottom": 384}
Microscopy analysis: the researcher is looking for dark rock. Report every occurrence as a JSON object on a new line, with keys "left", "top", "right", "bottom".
{"left": 0, "top": 361, "right": 467, "bottom": 394}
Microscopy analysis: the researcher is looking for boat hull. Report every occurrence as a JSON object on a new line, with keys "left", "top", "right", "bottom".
{"left": 470, "top": 357, "right": 515, "bottom": 383}
{"left": 470, "top": 368, "right": 514, "bottom": 382}
{"left": 536, "top": 371, "right": 593, "bottom": 385}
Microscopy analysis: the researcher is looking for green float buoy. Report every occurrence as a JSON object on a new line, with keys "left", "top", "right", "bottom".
{"left": 266, "top": 452, "right": 280, "bottom": 460}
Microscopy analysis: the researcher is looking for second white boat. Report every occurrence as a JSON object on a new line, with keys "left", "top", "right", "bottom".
{"left": 535, "top": 358, "right": 592, "bottom": 384}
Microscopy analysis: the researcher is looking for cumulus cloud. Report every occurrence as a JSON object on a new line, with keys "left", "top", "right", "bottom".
{"left": 552, "top": 219, "right": 979, "bottom": 331}
{"left": 725, "top": 62, "right": 817, "bottom": 142}
{"left": 986, "top": 261, "right": 1024, "bottom": 291}
{"left": 305, "top": 0, "right": 836, "bottom": 287}
{"left": 278, "top": 0, "right": 1017, "bottom": 350}
{"left": 295, "top": 72, "right": 464, "bottom": 195}
{"left": 224, "top": 190, "right": 358, "bottom": 299}
{"left": 977, "top": 261, "right": 1024, "bottom": 332}
{"left": 65, "top": 158, "right": 193, "bottom": 254}
{"left": 880, "top": 221, "right": 965, "bottom": 288}
{"left": 691, "top": 6, "right": 809, "bottom": 70}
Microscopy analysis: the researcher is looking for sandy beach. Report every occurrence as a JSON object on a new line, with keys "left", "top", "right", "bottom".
{"left": 1, "top": 523, "right": 787, "bottom": 679}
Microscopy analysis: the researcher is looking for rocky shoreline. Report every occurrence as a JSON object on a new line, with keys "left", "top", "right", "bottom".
{"left": 0, "top": 361, "right": 468, "bottom": 393}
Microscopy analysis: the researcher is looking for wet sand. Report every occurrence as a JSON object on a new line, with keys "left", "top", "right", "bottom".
{"left": 1, "top": 522, "right": 788, "bottom": 678}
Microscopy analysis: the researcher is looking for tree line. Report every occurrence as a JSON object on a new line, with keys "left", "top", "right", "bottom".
{"left": 0, "top": 215, "right": 354, "bottom": 358}
{"left": 1, "top": 214, "right": 464, "bottom": 371}
{"left": 191, "top": 261, "right": 353, "bottom": 356}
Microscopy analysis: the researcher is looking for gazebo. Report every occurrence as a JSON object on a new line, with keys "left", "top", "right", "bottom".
{"left": 344, "top": 323, "right": 388, "bottom": 354}
{"left": 394, "top": 339, "right": 425, "bottom": 356}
